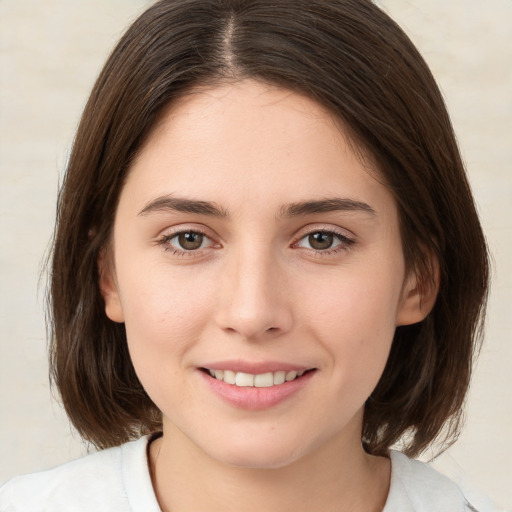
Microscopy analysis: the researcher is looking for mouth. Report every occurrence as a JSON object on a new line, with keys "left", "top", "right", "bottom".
{"left": 198, "top": 364, "right": 317, "bottom": 410}
{"left": 200, "top": 368, "right": 315, "bottom": 388}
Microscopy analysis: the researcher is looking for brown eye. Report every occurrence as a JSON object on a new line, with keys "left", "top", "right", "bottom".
{"left": 295, "top": 229, "right": 353, "bottom": 254}
{"left": 178, "top": 232, "right": 204, "bottom": 250}
{"left": 308, "top": 232, "right": 334, "bottom": 250}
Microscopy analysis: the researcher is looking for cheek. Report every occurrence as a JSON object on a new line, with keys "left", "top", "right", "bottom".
{"left": 115, "top": 261, "right": 217, "bottom": 367}
{"left": 300, "top": 265, "right": 403, "bottom": 375}
{"left": 115, "top": 264, "right": 220, "bottom": 413}
{"left": 304, "top": 267, "right": 402, "bottom": 332}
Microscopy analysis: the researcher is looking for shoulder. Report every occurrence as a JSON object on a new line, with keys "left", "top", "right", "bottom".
{"left": 0, "top": 435, "right": 160, "bottom": 512}
{"left": 385, "top": 450, "right": 498, "bottom": 512}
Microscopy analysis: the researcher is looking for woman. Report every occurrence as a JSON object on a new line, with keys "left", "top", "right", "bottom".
{"left": 0, "top": 1, "right": 495, "bottom": 510}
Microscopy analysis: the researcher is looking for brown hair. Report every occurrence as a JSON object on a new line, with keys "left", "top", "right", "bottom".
{"left": 49, "top": 0, "right": 489, "bottom": 457}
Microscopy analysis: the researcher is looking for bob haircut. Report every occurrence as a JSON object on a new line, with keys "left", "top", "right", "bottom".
{"left": 49, "top": 0, "right": 489, "bottom": 457}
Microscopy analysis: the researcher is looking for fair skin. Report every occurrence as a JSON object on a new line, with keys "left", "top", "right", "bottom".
{"left": 101, "top": 80, "right": 434, "bottom": 512}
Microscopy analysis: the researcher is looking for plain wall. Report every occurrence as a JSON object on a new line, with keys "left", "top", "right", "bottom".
{"left": 0, "top": 1, "right": 510, "bottom": 509}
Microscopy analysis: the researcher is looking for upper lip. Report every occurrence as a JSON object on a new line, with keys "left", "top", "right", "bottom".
{"left": 199, "top": 360, "right": 314, "bottom": 374}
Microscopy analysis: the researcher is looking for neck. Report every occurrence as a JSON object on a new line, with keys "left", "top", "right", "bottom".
{"left": 149, "top": 420, "right": 390, "bottom": 512}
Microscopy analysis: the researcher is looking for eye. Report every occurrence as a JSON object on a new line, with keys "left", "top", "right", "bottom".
{"left": 294, "top": 229, "right": 354, "bottom": 253}
{"left": 305, "top": 232, "right": 337, "bottom": 250}
{"left": 158, "top": 229, "right": 217, "bottom": 255}
{"left": 174, "top": 231, "right": 206, "bottom": 251}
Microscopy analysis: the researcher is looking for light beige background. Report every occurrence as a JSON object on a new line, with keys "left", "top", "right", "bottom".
{"left": 0, "top": 1, "right": 510, "bottom": 509}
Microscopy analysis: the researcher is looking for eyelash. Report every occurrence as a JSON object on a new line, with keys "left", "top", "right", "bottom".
{"left": 157, "top": 228, "right": 214, "bottom": 258}
{"left": 156, "top": 228, "right": 355, "bottom": 258}
{"left": 292, "top": 229, "right": 355, "bottom": 255}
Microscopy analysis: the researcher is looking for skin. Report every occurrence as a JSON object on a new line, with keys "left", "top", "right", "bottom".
{"left": 101, "top": 80, "right": 434, "bottom": 512}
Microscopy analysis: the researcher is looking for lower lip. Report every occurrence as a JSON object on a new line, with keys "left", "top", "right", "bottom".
{"left": 198, "top": 370, "right": 315, "bottom": 411}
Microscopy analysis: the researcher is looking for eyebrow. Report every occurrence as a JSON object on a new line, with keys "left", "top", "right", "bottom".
{"left": 138, "top": 195, "right": 376, "bottom": 218}
{"left": 280, "top": 198, "right": 376, "bottom": 217}
{"left": 138, "top": 195, "right": 228, "bottom": 217}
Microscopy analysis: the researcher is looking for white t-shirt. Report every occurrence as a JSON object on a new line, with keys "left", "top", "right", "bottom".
{"left": 0, "top": 435, "right": 496, "bottom": 511}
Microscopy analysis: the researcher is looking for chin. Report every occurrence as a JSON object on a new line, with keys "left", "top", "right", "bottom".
{"left": 207, "top": 434, "right": 313, "bottom": 470}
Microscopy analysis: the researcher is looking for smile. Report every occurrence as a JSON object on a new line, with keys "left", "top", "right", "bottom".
{"left": 204, "top": 368, "right": 307, "bottom": 387}
{"left": 199, "top": 365, "right": 316, "bottom": 410}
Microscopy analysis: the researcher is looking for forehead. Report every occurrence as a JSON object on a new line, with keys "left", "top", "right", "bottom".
{"left": 124, "top": 79, "right": 394, "bottom": 219}
{"left": 140, "top": 80, "right": 348, "bottom": 163}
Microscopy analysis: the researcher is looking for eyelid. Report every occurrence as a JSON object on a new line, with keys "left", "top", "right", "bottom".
{"left": 155, "top": 224, "right": 222, "bottom": 256}
{"left": 292, "top": 223, "right": 355, "bottom": 242}
{"left": 156, "top": 223, "right": 220, "bottom": 241}
{"left": 291, "top": 224, "right": 356, "bottom": 253}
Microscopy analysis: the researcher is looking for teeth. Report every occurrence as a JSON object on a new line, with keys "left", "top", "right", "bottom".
{"left": 273, "top": 370, "right": 286, "bottom": 385}
{"left": 223, "top": 370, "right": 236, "bottom": 385}
{"left": 285, "top": 371, "right": 297, "bottom": 381}
{"left": 254, "top": 372, "right": 274, "bottom": 388}
{"left": 206, "top": 368, "right": 307, "bottom": 387}
{"left": 235, "top": 372, "right": 254, "bottom": 387}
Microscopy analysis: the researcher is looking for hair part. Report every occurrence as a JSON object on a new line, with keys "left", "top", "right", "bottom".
{"left": 49, "top": 0, "right": 489, "bottom": 457}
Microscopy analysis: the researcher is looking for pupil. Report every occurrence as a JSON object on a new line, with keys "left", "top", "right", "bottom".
{"left": 309, "top": 232, "right": 333, "bottom": 250}
{"left": 178, "top": 232, "right": 203, "bottom": 250}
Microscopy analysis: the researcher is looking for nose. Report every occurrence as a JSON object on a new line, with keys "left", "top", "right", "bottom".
{"left": 214, "top": 246, "right": 293, "bottom": 341}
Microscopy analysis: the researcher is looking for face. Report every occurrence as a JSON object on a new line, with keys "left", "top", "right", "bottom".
{"left": 101, "top": 80, "right": 427, "bottom": 469}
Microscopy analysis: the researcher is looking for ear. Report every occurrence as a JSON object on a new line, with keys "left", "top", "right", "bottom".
{"left": 396, "top": 257, "right": 440, "bottom": 326}
{"left": 98, "top": 249, "right": 125, "bottom": 323}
